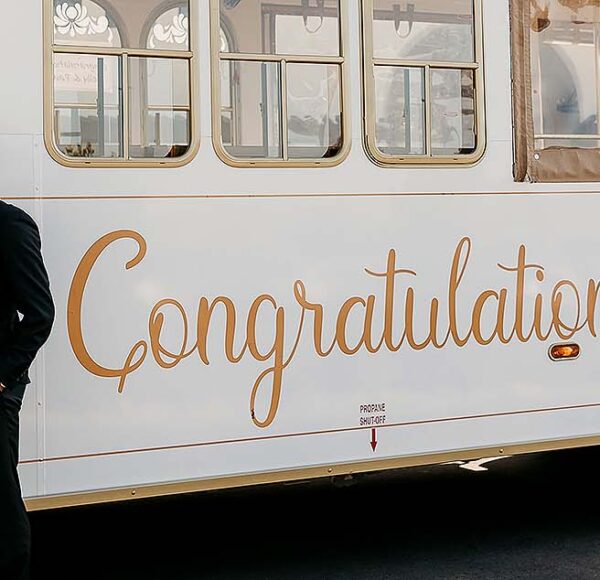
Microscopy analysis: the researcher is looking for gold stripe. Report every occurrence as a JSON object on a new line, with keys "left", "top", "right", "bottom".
{"left": 18, "top": 400, "right": 600, "bottom": 465}
{"left": 4, "top": 190, "right": 600, "bottom": 202}
{"left": 25, "top": 434, "right": 600, "bottom": 511}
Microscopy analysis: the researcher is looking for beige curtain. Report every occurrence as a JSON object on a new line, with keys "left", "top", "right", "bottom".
{"left": 511, "top": 0, "right": 600, "bottom": 182}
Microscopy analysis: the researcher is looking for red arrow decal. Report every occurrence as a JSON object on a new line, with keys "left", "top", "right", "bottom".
{"left": 370, "top": 428, "right": 378, "bottom": 452}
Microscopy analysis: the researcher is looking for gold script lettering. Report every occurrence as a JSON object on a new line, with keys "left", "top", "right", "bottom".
{"left": 67, "top": 230, "right": 148, "bottom": 393}
{"left": 69, "top": 232, "right": 600, "bottom": 428}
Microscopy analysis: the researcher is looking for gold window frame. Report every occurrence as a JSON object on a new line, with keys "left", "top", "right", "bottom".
{"left": 361, "top": 0, "right": 486, "bottom": 167}
{"left": 511, "top": 0, "right": 600, "bottom": 182}
{"left": 209, "top": 0, "right": 351, "bottom": 168}
{"left": 43, "top": 0, "right": 200, "bottom": 169}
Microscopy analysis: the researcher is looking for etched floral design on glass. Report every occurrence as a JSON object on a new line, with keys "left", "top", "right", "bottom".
{"left": 53, "top": 1, "right": 120, "bottom": 47}
{"left": 148, "top": 7, "right": 189, "bottom": 51}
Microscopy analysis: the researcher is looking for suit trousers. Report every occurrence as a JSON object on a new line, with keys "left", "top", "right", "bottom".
{"left": 0, "top": 383, "right": 30, "bottom": 580}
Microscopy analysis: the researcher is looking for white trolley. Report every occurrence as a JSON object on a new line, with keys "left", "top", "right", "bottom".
{"left": 1, "top": 0, "right": 600, "bottom": 510}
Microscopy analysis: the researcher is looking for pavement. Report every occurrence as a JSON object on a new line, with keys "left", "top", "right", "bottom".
{"left": 29, "top": 446, "right": 600, "bottom": 579}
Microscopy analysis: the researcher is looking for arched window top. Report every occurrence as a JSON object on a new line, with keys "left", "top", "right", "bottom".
{"left": 53, "top": 0, "right": 121, "bottom": 48}
{"left": 146, "top": 3, "right": 189, "bottom": 51}
{"left": 220, "top": 24, "right": 230, "bottom": 53}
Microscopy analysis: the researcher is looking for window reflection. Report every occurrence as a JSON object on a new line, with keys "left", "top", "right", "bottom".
{"left": 367, "top": 0, "right": 480, "bottom": 161}
{"left": 221, "top": 61, "right": 282, "bottom": 158}
{"left": 129, "top": 58, "right": 191, "bottom": 159}
{"left": 51, "top": 0, "right": 193, "bottom": 162}
{"left": 431, "top": 69, "right": 475, "bottom": 155}
{"left": 219, "top": 0, "right": 340, "bottom": 56}
{"left": 372, "top": 0, "right": 474, "bottom": 62}
{"left": 220, "top": 26, "right": 236, "bottom": 147}
{"left": 216, "top": 0, "right": 345, "bottom": 163}
{"left": 374, "top": 67, "right": 425, "bottom": 155}
{"left": 530, "top": 1, "right": 600, "bottom": 149}
{"left": 287, "top": 63, "right": 342, "bottom": 158}
{"left": 53, "top": 54, "right": 122, "bottom": 158}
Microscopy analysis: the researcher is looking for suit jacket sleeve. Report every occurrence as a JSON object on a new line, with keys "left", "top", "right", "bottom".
{"left": 0, "top": 210, "right": 55, "bottom": 385}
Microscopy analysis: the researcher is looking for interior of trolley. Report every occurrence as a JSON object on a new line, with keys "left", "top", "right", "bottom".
{"left": 46, "top": 0, "right": 600, "bottom": 181}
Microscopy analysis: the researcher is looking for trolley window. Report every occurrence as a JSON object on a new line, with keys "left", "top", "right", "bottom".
{"left": 45, "top": 0, "right": 197, "bottom": 167}
{"left": 211, "top": 0, "right": 349, "bottom": 167}
{"left": 513, "top": 0, "right": 600, "bottom": 182}
{"left": 361, "top": 0, "right": 485, "bottom": 166}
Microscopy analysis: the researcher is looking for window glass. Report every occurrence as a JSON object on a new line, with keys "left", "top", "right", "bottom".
{"left": 372, "top": 0, "right": 474, "bottom": 62}
{"left": 49, "top": 0, "right": 194, "bottom": 164}
{"left": 374, "top": 67, "right": 425, "bottom": 156}
{"left": 530, "top": 3, "right": 599, "bottom": 150}
{"left": 511, "top": 0, "right": 600, "bottom": 181}
{"left": 287, "top": 63, "right": 342, "bottom": 158}
{"left": 129, "top": 58, "right": 191, "bottom": 159}
{"left": 147, "top": 5, "right": 190, "bottom": 51}
{"left": 219, "top": 0, "right": 340, "bottom": 57}
{"left": 53, "top": 53, "right": 122, "bottom": 158}
{"left": 220, "top": 61, "right": 282, "bottom": 159}
{"left": 215, "top": 0, "right": 346, "bottom": 164}
{"left": 53, "top": 0, "right": 189, "bottom": 51}
{"left": 364, "top": 0, "right": 482, "bottom": 164}
{"left": 431, "top": 68, "right": 475, "bottom": 155}
{"left": 53, "top": 0, "right": 121, "bottom": 47}
{"left": 220, "top": 27, "right": 236, "bottom": 147}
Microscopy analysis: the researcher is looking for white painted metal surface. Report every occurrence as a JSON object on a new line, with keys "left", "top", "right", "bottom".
{"left": 2, "top": 0, "right": 600, "bottom": 505}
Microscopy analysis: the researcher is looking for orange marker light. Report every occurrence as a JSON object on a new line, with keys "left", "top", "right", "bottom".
{"left": 549, "top": 343, "right": 580, "bottom": 361}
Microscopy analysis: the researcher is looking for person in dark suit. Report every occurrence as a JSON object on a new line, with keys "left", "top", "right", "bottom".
{"left": 0, "top": 201, "right": 55, "bottom": 580}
